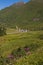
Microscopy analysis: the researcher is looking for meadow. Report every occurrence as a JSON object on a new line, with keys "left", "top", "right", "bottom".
{"left": 0, "top": 31, "right": 43, "bottom": 65}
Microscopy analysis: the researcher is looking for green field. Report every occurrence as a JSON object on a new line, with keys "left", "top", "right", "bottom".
{"left": 0, "top": 31, "right": 43, "bottom": 65}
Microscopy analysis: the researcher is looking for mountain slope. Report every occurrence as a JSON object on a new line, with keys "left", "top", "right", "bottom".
{"left": 0, "top": 0, "right": 43, "bottom": 30}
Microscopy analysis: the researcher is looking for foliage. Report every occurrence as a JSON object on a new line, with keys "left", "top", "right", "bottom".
{"left": 0, "top": 26, "right": 6, "bottom": 36}
{"left": 11, "top": 47, "right": 26, "bottom": 58}
{"left": 0, "top": 31, "right": 43, "bottom": 65}
{"left": 0, "top": 0, "right": 43, "bottom": 30}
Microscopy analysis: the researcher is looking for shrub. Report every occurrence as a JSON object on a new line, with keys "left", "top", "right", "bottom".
{"left": 0, "top": 26, "right": 6, "bottom": 36}
{"left": 11, "top": 47, "right": 26, "bottom": 58}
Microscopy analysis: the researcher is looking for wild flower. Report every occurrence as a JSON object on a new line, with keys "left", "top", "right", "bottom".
{"left": 8, "top": 54, "right": 14, "bottom": 59}
{"left": 24, "top": 46, "right": 30, "bottom": 52}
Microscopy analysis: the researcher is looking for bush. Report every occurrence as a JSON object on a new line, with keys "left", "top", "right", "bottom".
{"left": 11, "top": 47, "right": 26, "bottom": 58}
{"left": 0, "top": 26, "right": 6, "bottom": 36}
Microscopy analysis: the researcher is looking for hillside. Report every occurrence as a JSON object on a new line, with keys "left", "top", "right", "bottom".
{"left": 31, "top": 0, "right": 43, "bottom": 2}
{"left": 0, "top": 0, "right": 43, "bottom": 30}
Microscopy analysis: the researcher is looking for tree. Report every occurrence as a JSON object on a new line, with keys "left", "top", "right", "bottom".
{"left": 0, "top": 26, "right": 6, "bottom": 36}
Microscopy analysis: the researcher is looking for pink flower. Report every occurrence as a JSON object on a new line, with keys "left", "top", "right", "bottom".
{"left": 24, "top": 47, "right": 30, "bottom": 52}
{"left": 8, "top": 54, "right": 14, "bottom": 59}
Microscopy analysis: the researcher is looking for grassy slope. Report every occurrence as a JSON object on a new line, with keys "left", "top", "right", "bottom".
{"left": 0, "top": 31, "right": 43, "bottom": 65}
{"left": 0, "top": 0, "right": 43, "bottom": 30}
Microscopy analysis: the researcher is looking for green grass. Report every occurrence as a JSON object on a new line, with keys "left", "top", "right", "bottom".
{"left": 0, "top": 31, "right": 43, "bottom": 65}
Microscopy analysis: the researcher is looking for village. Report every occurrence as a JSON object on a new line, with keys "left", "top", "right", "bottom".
{"left": 7, "top": 26, "right": 29, "bottom": 34}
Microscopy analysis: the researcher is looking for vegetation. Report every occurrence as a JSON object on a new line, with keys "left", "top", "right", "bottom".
{"left": 0, "top": 25, "right": 6, "bottom": 36}
{"left": 0, "top": 0, "right": 43, "bottom": 65}
{"left": 0, "top": 31, "right": 43, "bottom": 65}
{"left": 0, "top": 0, "right": 43, "bottom": 30}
